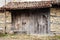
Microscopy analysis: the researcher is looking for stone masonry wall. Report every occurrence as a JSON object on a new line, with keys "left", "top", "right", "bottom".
{"left": 0, "top": 11, "right": 11, "bottom": 33}
{"left": 5, "top": 11, "right": 12, "bottom": 33}
{"left": 0, "top": 11, "right": 5, "bottom": 33}
{"left": 50, "top": 8, "right": 60, "bottom": 33}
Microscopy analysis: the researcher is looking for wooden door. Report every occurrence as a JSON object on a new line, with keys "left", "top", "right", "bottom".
{"left": 12, "top": 13, "right": 35, "bottom": 34}
{"left": 12, "top": 9, "right": 49, "bottom": 34}
{"left": 35, "top": 14, "right": 48, "bottom": 34}
{"left": 33, "top": 12, "right": 48, "bottom": 34}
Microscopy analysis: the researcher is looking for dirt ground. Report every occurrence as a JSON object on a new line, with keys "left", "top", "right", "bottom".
{"left": 0, "top": 34, "right": 42, "bottom": 40}
{"left": 0, "top": 34, "right": 60, "bottom": 40}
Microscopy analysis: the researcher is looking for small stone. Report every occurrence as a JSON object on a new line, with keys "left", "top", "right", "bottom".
{"left": 9, "top": 31, "right": 14, "bottom": 34}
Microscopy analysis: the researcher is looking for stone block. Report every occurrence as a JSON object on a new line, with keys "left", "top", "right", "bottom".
{"left": 56, "top": 13, "right": 60, "bottom": 16}
{"left": 0, "top": 13, "right": 5, "bottom": 16}
{"left": 51, "top": 17, "right": 60, "bottom": 24}
{"left": 6, "top": 11, "right": 12, "bottom": 23}
{"left": 9, "top": 31, "right": 14, "bottom": 34}
{"left": 6, "top": 17, "right": 11, "bottom": 23}
{"left": 6, "top": 11, "right": 11, "bottom": 16}
{"left": 50, "top": 8, "right": 60, "bottom": 16}
{"left": 0, "top": 24, "right": 5, "bottom": 33}
{"left": 50, "top": 23, "right": 60, "bottom": 32}
{"left": 0, "top": 13, "right": 5, "bottom": 23}
{"left": 6, "top": 23, "right": 12, "bottom": 33}
{"left": 50, "top": 8, "right": 57, "bottom": 16}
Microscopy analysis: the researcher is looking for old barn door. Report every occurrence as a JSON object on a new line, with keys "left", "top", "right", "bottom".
{"left": 34, "top": 13, "right": 48, "bottom": 34}
{"left": 12, "top": 9, "right": 49, "bottom": 34}
{"left": 12, "top": 12, "right": 35, "bottom": 34}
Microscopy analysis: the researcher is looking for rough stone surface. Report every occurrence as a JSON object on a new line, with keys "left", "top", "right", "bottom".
{"left": 50, "top": 8, "right": 60, "bottom": 33}
{"left": 0, "top": 12, "right": 5, "bottom": 33}
{"left": 5, "top": 11, "right": 12, "bottom": 33}
{"left": 0, "top": 11, "right": 11, "bottom": 33}
{"left": 6, "top": 11, "right": 11, "bottom": 23}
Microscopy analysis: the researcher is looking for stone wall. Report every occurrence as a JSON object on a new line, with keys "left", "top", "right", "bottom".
{"left": 0, "top": 11, "right": 11, "bottom": 33}
{"left": 50, "top": 8, "right": 60, "bottom": 33}
{"left": 5, "top": 11, "right": 12, "bottom": 33}
{"left": 0, "top": 11, "right": 5, "bottom": 33}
